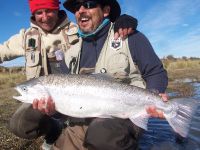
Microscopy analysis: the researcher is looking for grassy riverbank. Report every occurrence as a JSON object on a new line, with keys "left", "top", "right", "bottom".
{"left": 163, "top": 59, "right": 200, "bottom": 97}
{"left": 0, "top": 59, "right": 200, "bottom": 149}
{"left": 164, "top": 59, "right": 200, "bottom": 81}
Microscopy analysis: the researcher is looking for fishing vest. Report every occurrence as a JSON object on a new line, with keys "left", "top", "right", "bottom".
{"left": 64, "top": 24, "right": 146, "bottom": 88}
{"left": 24, "top": 22, "right": 79, "bottom": 80}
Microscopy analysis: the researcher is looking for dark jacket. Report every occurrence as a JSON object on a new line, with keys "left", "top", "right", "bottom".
{"left": 79, "top": 23, "right": 168, "bottom": 93}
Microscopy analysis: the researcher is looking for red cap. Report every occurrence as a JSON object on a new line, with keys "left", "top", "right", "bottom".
{"left": 29, "top": 0, "right": 60, "bottom": 14}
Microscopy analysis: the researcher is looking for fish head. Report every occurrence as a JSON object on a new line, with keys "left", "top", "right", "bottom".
{"left": 13, "top": 77, "right": 49, "bottom": 103}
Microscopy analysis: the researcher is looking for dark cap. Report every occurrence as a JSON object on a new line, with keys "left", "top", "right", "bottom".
{"left": 63, "top": 0, "right": 121, "bottom": 22}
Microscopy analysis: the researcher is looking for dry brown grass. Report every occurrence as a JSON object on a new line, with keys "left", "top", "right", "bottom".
{"left": 162, "top": 59, "right": 200, "bottom": 98}
{"left": 0, "top": 72, "right": 43, "bottom": 149}
{"left": 167, "top": 82, "right": 194, "bottom": 98}
{"left": 163, "top": 59, "right": 200, "bottom": 81}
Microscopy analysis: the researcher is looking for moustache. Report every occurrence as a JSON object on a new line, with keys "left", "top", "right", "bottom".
{"left": 79, "top": 14, "right": 90, "bottom": 20}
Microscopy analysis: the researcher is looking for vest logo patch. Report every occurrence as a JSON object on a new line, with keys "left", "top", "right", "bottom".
{"left": 110, "top": 38, "right": 122, "bottom": 50}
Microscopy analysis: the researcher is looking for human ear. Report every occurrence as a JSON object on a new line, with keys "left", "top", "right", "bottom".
{"left": 103, "top": 6, "right": 110, "bottom": 18}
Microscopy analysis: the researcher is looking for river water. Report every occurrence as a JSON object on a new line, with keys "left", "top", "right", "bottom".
{"left": 139, "top": 82, "right": 200, "bottom": 150}
{"left": 193, "top": 82, "right": 200, "bottom": 99}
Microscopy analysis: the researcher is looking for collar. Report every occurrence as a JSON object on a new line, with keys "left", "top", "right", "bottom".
{"left": 78, "top": 18, "right": 110, "bottom": 39}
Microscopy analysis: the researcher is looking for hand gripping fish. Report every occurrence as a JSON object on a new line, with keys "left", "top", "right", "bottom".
{"left": 13, "top": 74, "right": 200, "bottom": 138}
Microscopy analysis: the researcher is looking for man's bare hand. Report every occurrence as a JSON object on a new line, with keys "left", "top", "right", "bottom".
{"left": 146, "top": 93, "right": 168, "bottom": 119}
{"left": 33, "top": 96, "right": 56, "bottom": 116}
{"left": 146, "top": 106, "right": 165, "bottom": 119}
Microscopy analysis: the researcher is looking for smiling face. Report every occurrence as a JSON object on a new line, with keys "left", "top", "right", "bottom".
{"left": 33, "top": 9, "right": 59, "bottom": 32}
{"left": 74, "top": 1, "right": 110, "bottom": 34}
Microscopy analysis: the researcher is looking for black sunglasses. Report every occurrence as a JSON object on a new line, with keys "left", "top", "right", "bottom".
{"left": 74, "top": 1, "right": 99, "bottom": 11}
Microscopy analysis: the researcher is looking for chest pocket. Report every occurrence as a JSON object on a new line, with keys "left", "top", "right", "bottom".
{"left": 107, "top": 52, "right": 130, "bottom": 79}
{"left": 108, "top": 52, "right": 129, "bottom": 71}
{"left": 24, "top": 28, "right": 42, "bottom": 79}
{"left": 26, "top": 51, "right": 40, "bottom": 67}
{"left": 25, "top": 29, "right": 41, "bottom": 67}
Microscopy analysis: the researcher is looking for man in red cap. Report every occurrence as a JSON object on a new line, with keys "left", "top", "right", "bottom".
{"left": 0, "top": 0, "right": 138, "bottom": 149}
{"left": 8, "top": 0, "right": 78, "bottom": 149}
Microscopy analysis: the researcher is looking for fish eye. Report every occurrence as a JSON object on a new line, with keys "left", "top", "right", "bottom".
{"left": 22, "top": 86, "right": 28, "bottom": 92}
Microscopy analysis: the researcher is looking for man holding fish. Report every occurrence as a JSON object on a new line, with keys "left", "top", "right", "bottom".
{"left": 32, "top": 0, "right": 169, "bottom": 149}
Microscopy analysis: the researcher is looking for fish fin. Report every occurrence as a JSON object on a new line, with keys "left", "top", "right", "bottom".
{"left": 166, "top": 98, "right": 200, "bottom": 138}
{"left": 129, "top": 111, "right": 150, "bottom": 130}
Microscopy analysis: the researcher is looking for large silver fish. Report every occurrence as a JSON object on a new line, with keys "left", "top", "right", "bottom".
{"left": 13, "top": 74, "right": 200, "bottom": 138}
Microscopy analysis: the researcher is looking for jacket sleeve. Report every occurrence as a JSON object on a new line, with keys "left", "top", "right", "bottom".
{"left": 0, "top": 29, "right": 25, "bottom": 63}
{"left": 128, "top": 31, "right": 168, "bottom": 93}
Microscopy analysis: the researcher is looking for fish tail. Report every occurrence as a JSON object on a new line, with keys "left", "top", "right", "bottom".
{"left": 165, "top": 98, "right": 200, "bottom": 138}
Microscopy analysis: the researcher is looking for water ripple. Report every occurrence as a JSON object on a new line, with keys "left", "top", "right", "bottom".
{"left": 139, "top": 82, "right": 200, "bottom": 149}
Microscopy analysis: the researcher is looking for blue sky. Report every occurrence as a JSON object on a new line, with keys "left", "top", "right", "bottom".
{"left": 0, "top": 0, "right": 200, "bottom": 67}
